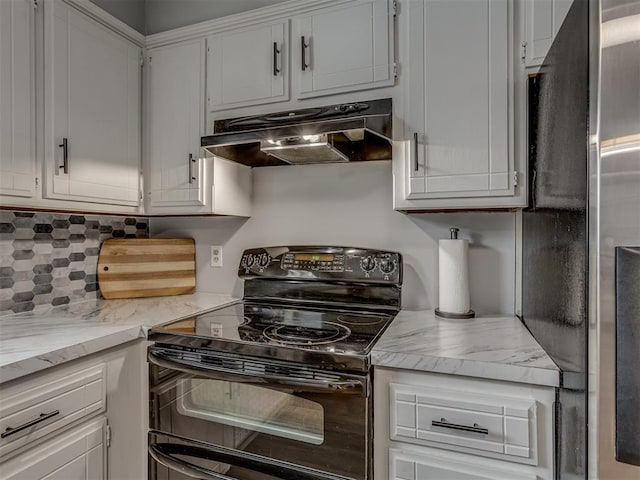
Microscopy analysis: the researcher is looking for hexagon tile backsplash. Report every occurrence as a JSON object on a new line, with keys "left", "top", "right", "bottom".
{"left": 0, "top": 211, "right": 149, "bottom": 316}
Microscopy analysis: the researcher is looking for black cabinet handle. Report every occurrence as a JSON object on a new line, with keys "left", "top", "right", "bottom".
{"left": 1, "top": 410, "right": 60, "bottom": 439}
{"left": 188, "top": 153, "right": 196, "bottom": 184}
{"left": 301, "top": 36, "right": 309, "bottom": 71}
{"left": 432, "top": 418, "right": 489, "bottom": 435}
{"left": 58, "top": 138, "right": 68, "bottom": 174}
{"left": 273, "top": 42, "right": 280, "bottom": 76}
{"left": 413, "top": 132, "right": 419, "bottom": 172}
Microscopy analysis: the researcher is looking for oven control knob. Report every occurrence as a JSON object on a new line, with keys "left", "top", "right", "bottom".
{"left": 379, "top": 257, "right": 396, "bottom": 274}
{"left": 244, "top": 254, "right": 255, "bottom": 268}
{"left": 360, "top": 256, "right": 376, "bottom": 272}
{"left": 258, "top": 253, "right": 270, "bottom": 268}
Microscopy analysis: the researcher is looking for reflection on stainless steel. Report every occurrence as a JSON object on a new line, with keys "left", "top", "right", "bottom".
{"left": 148, "top": 245, "right": 402, "bottom": 480}
{"left": 526, "top": 0, "right": 640, "bottom": 478}
{"left": 594, "top": 0, "right": 640, "bottom": 476}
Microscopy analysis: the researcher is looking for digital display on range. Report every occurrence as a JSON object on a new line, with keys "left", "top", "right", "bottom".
{"left": 294, "top": 253, "right": 334, "bottom": 262}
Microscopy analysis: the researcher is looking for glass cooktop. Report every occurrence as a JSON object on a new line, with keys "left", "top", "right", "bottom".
{"left": 152, "top": 301, "right": 396, "bottom": 357}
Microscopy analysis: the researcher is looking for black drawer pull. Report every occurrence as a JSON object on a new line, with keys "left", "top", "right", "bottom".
{"left": 1, "top": 410, "right": 61, "bottom": 439}
{"left": 432, "top": 417, "right": 489, "bottom": 435}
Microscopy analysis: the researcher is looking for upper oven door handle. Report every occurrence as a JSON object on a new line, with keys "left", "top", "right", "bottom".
{"left": 149, "top": 441, "right": 343, "bottom": 480}
{"left": 148, "top": 348, "right": 367, "bottom": 395}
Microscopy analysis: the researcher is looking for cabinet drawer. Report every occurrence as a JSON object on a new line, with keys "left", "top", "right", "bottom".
{"left": 0, "top": 365, "right": 106, "bottom": 458}
{"left": 390, "top": 448, "right": 537, "bottom": 480}
{"left": 391, "top": 383, "right": 537, "bottom": 465}
{"left": 0, "top": 417, "right": 105, "bottom": 480}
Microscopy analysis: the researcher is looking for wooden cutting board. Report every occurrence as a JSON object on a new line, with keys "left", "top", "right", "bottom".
{"left": 97, "top": 238, "right": 196, "bottom": 299}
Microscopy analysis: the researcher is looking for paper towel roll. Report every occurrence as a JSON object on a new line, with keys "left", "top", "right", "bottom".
{"left": 438, "top": 238, "right": 471, "bottom": 315}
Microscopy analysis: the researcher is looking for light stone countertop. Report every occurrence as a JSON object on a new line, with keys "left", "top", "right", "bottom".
{"left": 371, "top": 309, "right": 560, "bottom": 387}
{"left": 1, "top": 299, "right": 560, "bottom": 388}
{"left": 0, "top": 293, "right": 238, "bottom": 384}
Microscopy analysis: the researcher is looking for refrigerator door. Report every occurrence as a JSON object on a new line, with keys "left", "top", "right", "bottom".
{"left": 594, "top": 0, "right": 640, "bottom": 477}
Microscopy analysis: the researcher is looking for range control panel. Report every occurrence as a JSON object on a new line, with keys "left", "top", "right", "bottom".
{"left": 238, "top": 246, "right": 402, "bottom": 285}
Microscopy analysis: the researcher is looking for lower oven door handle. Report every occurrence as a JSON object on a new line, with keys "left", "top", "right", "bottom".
{"left": 149, "top": 442, "right": 338, "bottom": 480}
{"left": 148, "top": 349, "right": 365, "bottom": 394}
{"left": 149, "top": 443, "right": 236, "bottom": 480}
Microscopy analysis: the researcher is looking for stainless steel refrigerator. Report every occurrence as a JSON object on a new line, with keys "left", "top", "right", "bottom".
{"left": 522, "top": 0, "right": 639, "bottom": 479}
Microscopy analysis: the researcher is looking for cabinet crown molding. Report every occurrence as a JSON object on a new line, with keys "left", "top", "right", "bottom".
{"left": 61, "top": 0, "right": 145, "bottom": 46}
{"left": 145, "top": 0, "right": 356, "bottom": 48}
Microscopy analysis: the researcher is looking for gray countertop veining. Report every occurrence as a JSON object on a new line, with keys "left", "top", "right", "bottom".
{"left": 371, "top": 309, "right": 560, "bottom": 387}
{"left": 0, "top": 293, "right": 238, "bottom": 384}
{"left": 1, "top": 299, "right": 560, "bottom": 388}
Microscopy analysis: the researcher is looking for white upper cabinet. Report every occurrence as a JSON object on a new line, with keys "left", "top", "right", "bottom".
{"left": 292, "top": 0, "right": 395, "bottom": 99}
{"left": 524, "top": 0, "right": 572, "bottom": 68}
{"left": 207, "top": 20, "right": 289, "bottom": 111}
{"left": 145, "top": 39, "right": 252, "bottom": 216}
{"left": 394, "top": 0, "right": 526, "bottom": 211}
{"left": 146, "top": 39, "right": 206, "bottom": 209}
{"left": 44, "top": 0, "right": 141, "bottom": 207}
{"left": 0, "top": 0, "right": 35, "bottom": 198}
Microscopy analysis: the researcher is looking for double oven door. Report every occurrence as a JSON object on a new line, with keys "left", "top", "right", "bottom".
{"left": 148, "top": 346, "right": 370, "bottom": 480}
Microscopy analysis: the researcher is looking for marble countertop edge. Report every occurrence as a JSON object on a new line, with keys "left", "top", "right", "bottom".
{"left": 370, "top": 350, "right": 561, "bottom": 387}
{"left": 0, "top": 326, "right": 142, "bottom": 384}
{"left": 0, "top": 293, "right": 240, "bottom": 384}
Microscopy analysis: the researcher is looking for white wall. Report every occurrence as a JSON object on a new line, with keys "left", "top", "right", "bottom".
{"left": 151, "top": 161, "right": 517, "bottom": 314}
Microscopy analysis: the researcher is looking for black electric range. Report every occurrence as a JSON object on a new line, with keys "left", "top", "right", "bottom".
{"left": 149, "top": 245, "right": 402, "bottom": 372}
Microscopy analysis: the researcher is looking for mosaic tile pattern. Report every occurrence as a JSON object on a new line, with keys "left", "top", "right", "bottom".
{"left": 0, "top": 211, "right": 149, "bottom": 316}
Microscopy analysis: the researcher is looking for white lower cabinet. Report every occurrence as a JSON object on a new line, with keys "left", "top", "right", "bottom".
{"left": 0, "top": 339, "right": 147, "bottom": 480}
{"left": 374, "top": 367, "right": 555, "bottom": 480}
{"left": 390, "top": 447, "right": 537, "bottom": 480}
{"left": 0, "top": 418, "right": 106, "bottom": 480}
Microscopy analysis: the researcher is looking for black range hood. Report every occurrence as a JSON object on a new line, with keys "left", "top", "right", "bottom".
{"left": 201, "top": 98, "right": 392, "bottom": 167}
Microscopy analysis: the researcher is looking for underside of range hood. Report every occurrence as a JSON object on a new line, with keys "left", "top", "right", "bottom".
{"left": 201, "top": 99, "right": 393, "bottom": 167}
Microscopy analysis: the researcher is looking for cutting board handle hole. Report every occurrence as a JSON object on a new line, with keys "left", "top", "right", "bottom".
{"left": 103, "top": 266, "right": 109, "bottom": 271}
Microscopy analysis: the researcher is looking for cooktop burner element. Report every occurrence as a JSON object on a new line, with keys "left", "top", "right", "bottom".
{"left": 263, "top": 321, "right": 351, "bottom": 345}
{"left": 337, "top": 314, "right": 387, "bottom": 326}
{"left": 149, "top": 246, "right": 402, "bottom": 371}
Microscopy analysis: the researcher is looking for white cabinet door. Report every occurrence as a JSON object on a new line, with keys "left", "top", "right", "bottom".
{"left": 524, "top": 0, "right": 573, "bottom": 68}
{"left": 395, "top": 0, "right": 526, "bottom": 210}
{"left": 293, "top": 0, "right": 394, "bottom": 99}
{"left": 207, "top": 20, "right": 288, "bottom": 111}
{"left": 0, "top": 418, "right": 106, "bottom": 480}
{"left": 0, "top": 0, "right": 35, "bottom": 198}
{"left": 146, "top": 39, "right": 205, "bottom": 208}
{"left": 44, "top": 0, "right": 141, "bottom": 207}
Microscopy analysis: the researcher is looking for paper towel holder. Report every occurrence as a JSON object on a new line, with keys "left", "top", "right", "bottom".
{"left": 435, "top": 228, "right": 475, "bottom": 319}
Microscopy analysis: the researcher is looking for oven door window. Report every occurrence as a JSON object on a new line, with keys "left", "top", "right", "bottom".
{"left": 176, "top": 378, "right": 324, "bottom": 445}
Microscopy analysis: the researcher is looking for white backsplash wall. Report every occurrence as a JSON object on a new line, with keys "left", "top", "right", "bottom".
{"left": 151, "top": 162, "right": 516, "bottom": 314}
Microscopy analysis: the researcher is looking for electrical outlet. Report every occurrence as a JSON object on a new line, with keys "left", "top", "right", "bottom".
{"left": 210, "top": 246, "right": 223, "bottom": 267}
